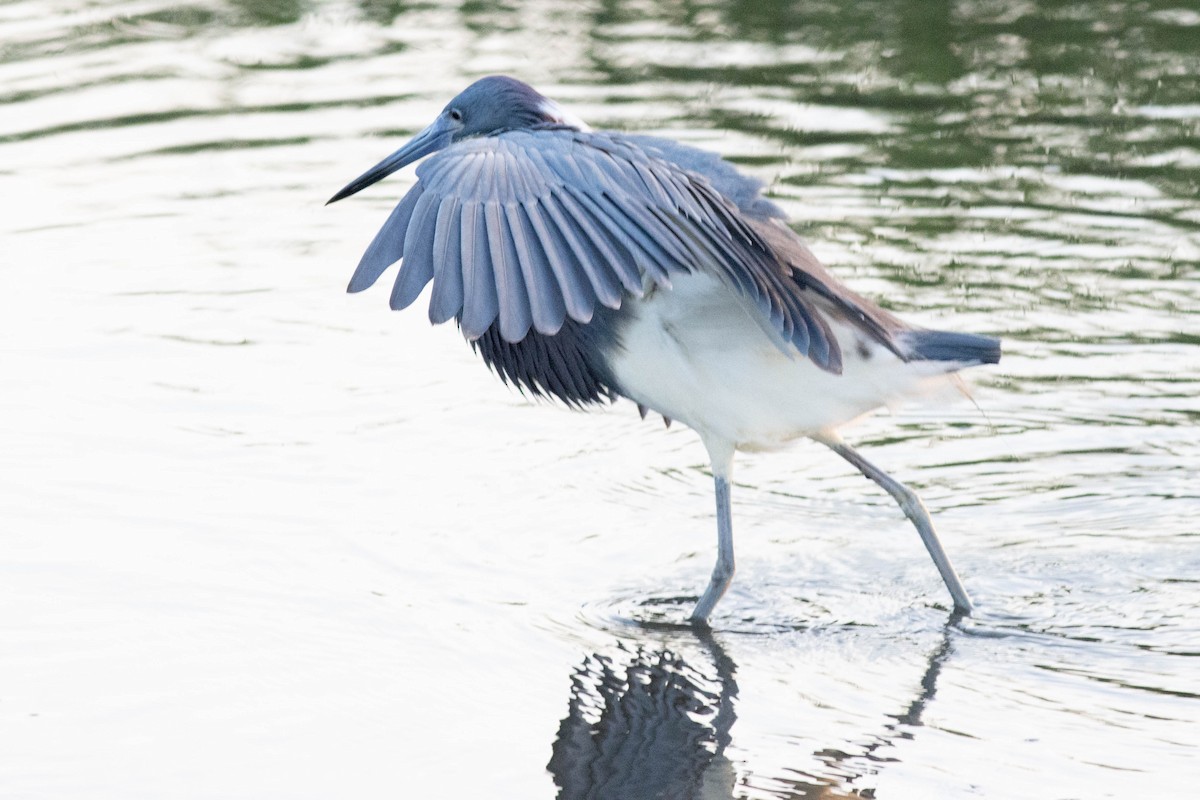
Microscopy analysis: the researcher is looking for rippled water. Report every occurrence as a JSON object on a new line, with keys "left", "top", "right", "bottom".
{"left": 2, "top": 1, "right": 1198, "bottom": 798}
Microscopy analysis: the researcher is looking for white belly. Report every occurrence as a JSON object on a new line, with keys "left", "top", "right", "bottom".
{"left": 606, "top": 273, "right": 954, "bottom": 451}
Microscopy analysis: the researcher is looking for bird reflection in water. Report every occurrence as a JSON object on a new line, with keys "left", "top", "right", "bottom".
{"left": 548, "top": 628, "right": 738, "bottom": 799}
{"left": 548, "top": 618, "right": 961, "bottom": 799}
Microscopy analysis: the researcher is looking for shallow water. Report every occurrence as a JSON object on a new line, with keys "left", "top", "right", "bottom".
{"left": 2, "top": 0, "right": 1198, "bottom": 797}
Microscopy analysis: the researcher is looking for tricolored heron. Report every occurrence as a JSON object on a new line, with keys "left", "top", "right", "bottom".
{"left": 328, "top": 76, "right": 1000, "bottom": 624}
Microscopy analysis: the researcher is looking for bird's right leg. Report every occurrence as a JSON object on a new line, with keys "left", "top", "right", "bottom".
{"left": 690, "top": 437, "right": 736, "bottom": 625}
{"left": 819, "top": 434, "right": 974, "bottom": 615}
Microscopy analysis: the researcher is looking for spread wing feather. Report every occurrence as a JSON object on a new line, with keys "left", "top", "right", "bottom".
{"left": 507, "top": 204, "right": 567, "bottom": 336}
{"left": 428, "top": 197, "right": 463, "bottom": 324}
{"left": 525, "top": 199, "right": 596, "bottom": 323}
{"left": 345, "top": 127, "right": 846, "bottom": 370}
{"left": 390, "top": 190, "right": 440, "bottom": 310}
{"left": 460, "top": 201, "right": 499, "bottom": 339}
{"left": 541, "top": 192, "right": 624, "bottom": 308}
{"left": 348, "top": 186, "right": 422, "bottom": 293}
{"left": 486, "top": 202, "right": 532, "bottom": 342}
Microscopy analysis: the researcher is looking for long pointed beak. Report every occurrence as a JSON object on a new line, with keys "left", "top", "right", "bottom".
{"left": 326, "top": 117, "right": 456, "bottom": 205}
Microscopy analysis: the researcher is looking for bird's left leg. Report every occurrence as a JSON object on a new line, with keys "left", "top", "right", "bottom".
{"left": 690, "top": 437, "right": 736, "bottom": 625}
{"left": 818, "top": 434, "right": 974, "bottom": 615}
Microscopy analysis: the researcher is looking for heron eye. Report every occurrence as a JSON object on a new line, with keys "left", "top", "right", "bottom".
{"left": 448, "top": 108, "right": 463, "bottom": 122}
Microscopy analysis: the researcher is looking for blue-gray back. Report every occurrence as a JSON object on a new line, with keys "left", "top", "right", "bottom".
{"left": 619, "top": 134, "right": 787, "bottom": 221}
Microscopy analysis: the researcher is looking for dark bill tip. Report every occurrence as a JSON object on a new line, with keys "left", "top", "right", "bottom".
{"left": 325, "top": 117, "right": 455, "bottom": 205}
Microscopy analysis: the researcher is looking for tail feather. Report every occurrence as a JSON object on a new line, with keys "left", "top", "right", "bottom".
{"left": 898, "top": 330, "right": 1001, "bottom": 365}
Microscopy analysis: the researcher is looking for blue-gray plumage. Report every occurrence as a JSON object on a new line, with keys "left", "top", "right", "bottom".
{"left": 328, "top": 76, "right": 1001, "bottom": 624}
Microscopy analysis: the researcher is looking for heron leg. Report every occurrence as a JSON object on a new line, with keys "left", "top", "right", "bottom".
{"left": 824, "top": 439, "right": 974, "bottom": 615}
{"left": 691, "top": 438, "right": 736, "bottom": 625}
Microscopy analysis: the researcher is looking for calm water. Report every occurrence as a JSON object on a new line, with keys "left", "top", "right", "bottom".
{"left": 2, "top": 1, "right": 1198, "bottom": 797}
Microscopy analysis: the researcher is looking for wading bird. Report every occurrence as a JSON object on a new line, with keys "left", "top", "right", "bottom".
{"left": 328, "top": 76, "right": 999, "bottom": 624}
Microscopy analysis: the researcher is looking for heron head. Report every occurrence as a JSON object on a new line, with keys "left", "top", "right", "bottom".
{"left": 327, "top": 76, "right": 585, "bottom": 204}
{"left": 443, "top": 75, "right": 587, "bottom": 138}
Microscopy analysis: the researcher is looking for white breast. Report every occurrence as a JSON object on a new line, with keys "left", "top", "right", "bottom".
{"left": 605, "top": 272, "right": 955, "bottom": 451}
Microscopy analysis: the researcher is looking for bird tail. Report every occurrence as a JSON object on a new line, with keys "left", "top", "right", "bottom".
{"left": 897, "top": 330, "right": 1001, "bottom": 366}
